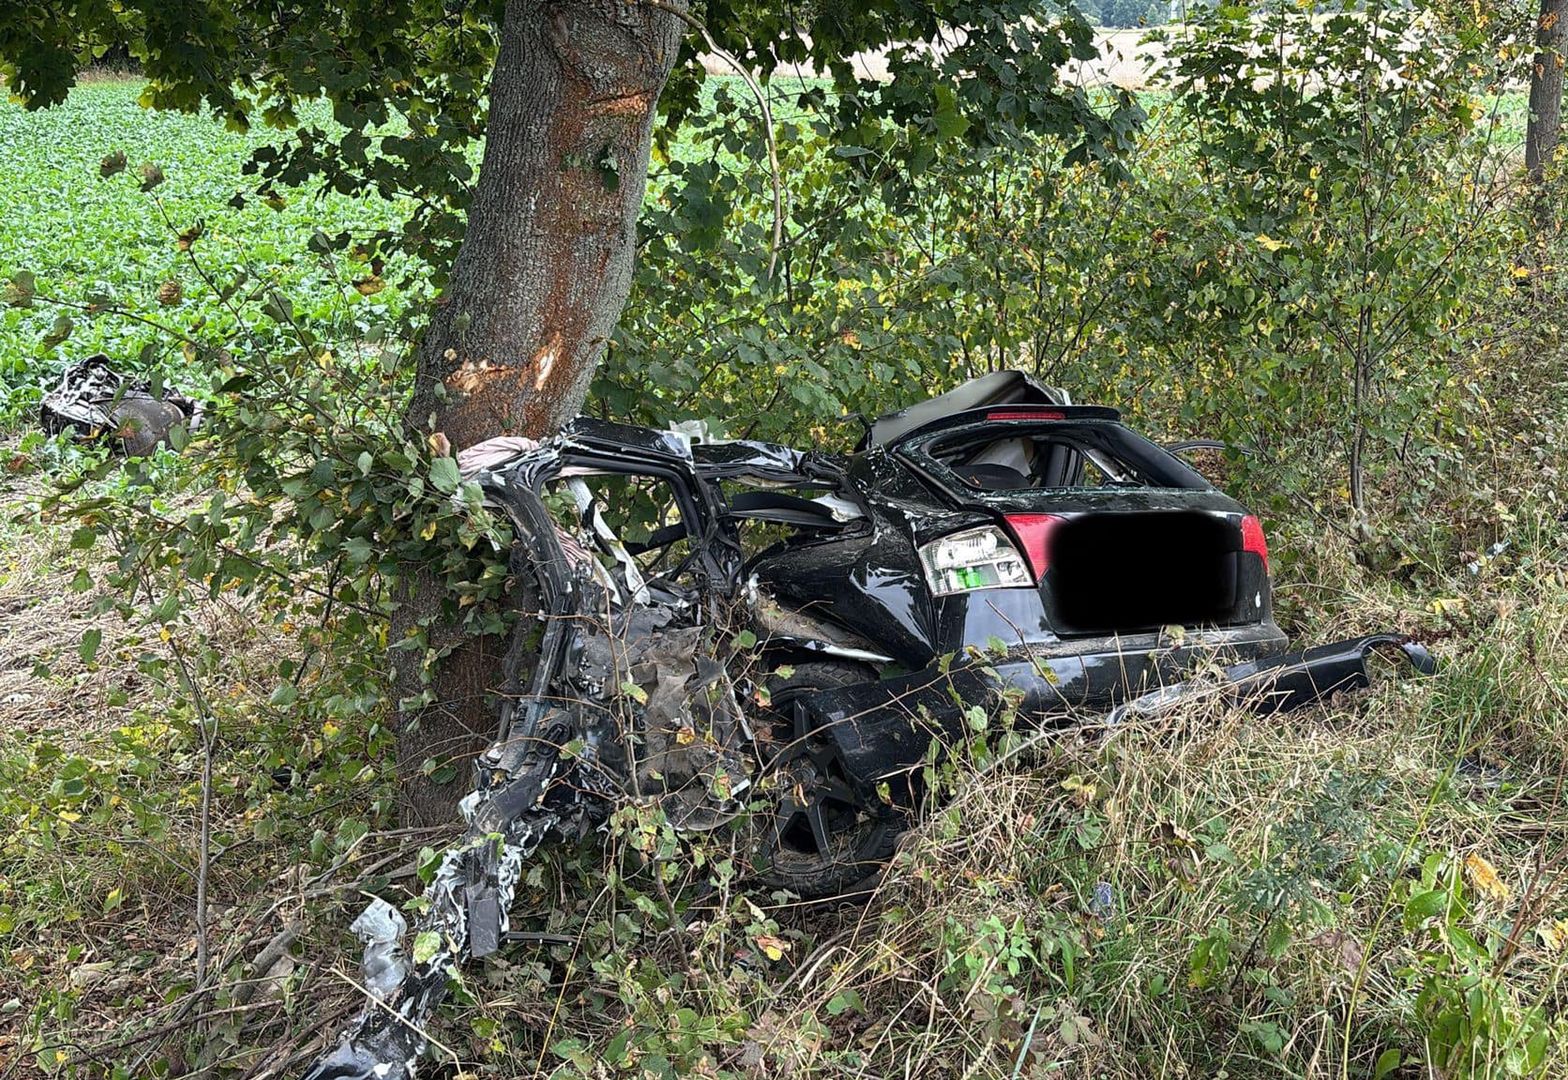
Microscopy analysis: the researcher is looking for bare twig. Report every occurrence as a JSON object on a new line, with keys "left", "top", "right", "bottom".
{"left": 231, "top": 920, "right": 306, "bottom": 1009}
{"left": 194, "top": 707, "right": 217, "bottom": 990}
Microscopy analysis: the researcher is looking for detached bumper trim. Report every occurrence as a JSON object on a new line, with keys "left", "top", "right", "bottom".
{"left": 1106, "top": 633, "right": 1435, "bottom": 724}
{"left": 798, "top": 633, "right": 1434, "bottom": 785}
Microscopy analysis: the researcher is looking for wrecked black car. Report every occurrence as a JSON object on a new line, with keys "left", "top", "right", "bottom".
{"left": 306, "top": 372, "right": 1432, "bottom": 1079}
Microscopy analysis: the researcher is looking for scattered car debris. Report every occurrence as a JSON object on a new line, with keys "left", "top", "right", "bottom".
{"left": 304, "top": 372, "right": 1436, "bottom": 1079}
{"left": 39, "top": 354, "right": 202, "bottom": 454}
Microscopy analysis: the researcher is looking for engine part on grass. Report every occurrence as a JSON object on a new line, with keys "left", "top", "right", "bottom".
{"left": 302, "top": 810, "right": 557, "bottom": 1080}
{"left": 40, "top": 354, "right": 202, "bottom": 455}
{"left": 349, "top": 900, "right": 408, "bottom": 1000}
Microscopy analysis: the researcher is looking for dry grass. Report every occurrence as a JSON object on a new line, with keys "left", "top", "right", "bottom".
{"left": 0, "top": 439, "right": 427, "bottom": 1077}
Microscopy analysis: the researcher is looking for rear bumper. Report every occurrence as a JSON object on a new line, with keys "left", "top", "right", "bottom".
{"left": 798, "top": 631, "right": 1431, "bottom": 786}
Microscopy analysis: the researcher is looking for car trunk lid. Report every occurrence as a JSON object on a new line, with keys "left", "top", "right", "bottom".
{"left": 894, "top": 420, "right": 1271, "bottom": 634}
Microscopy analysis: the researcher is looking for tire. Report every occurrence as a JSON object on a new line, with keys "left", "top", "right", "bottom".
{"left": 754, "top": 660, "right": 906, "bottom": 899}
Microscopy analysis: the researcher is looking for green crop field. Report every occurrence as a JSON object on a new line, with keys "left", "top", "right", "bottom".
{"left": 0, "top": 80, "right": 415, "bottom": 415}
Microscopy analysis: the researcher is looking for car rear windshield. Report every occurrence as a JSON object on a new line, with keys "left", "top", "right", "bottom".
{"left": 915, "top": 421, "right": 1209, "bottom": 493}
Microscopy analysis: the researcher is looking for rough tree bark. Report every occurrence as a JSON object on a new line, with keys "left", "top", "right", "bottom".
{"left": 1527, "top": 0, "right": 1568, "bottom": 181}
{"left": 392, "top": 0, "right": 685, "bottom": 824}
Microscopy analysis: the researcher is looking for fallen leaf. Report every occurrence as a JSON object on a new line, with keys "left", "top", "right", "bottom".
{"left": 1464, "top": 853, "right": 1509, "bottom": 902}
{"left": 1310, "top": 929, "right": 1364, "bottom": 974}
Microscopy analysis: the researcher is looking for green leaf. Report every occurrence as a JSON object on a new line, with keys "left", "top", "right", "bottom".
{"left": 78, "top": 627, "right": 102, "bottom": 665}
{"left": 826, "top": 989, "right": 863, "bottom": 1016}
{"left": 41, "top": 313, "right": 73, "bottom": 347}
{"left": 1373, "top": 1049, "right": 1401, "bottom": 1079}
{"left": 932, "top": 84, "right": 970, "bottom": 140}
{"left": 965, "top": 704, "right": 988, "bottom": 732}
{"left": 412, "top": 930, "right": 441, "bottom": 965}
{"left": 4, "top": 271, "right": 36, "bottom": 308}
{"left": 415, "top": 846, "right": 440, "bottom": 884}
{"left": 429, "top": 456, "right": 461, "bottom": 494}
{"left": 1403, "top": 888, "right": 1449, "bottom": 929}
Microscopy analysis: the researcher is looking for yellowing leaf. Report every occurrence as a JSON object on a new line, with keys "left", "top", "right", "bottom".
{"left": 1060, "top": 774, "right": 1097, "bottom": 805}
{"left": 1511, "top": 265, "right": 1532, "bottom": 279}
{"left": 1538, "top": 918, "right": 1568, "bottom": 952}
{"left": 1464, "top": 853, "right": 1509, "bottom": 902}
{"left": 412, "top": 930, "right": 442, "bottom": 965}
{"left": 1256, "top": 234, "right": 1286, "bottom": 252}
{"left": 675, "top": 726, "right": 696, "bottom": 746}
{"left": 754, "top": 933, "right": 789, "bottom": 961}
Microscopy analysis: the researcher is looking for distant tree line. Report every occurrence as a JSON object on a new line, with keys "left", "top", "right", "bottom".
{"left": 1078, "top": 0, "right": 1216, "bottom": 29}
{"left": 1082, "top": 0, "right": 1165, "bottom": 27}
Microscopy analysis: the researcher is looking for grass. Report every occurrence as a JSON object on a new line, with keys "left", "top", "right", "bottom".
{"left": 2, "top": 77, "right": 1567, "bottom": 1080}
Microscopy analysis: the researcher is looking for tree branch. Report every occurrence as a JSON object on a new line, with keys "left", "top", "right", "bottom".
{"left": 642, "top": 0, "right": 785, "bottom": 282}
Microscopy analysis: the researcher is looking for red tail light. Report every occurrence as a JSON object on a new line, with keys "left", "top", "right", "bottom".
{"left": 1005, "top": 513, "right": 1062, "bottom": 579}
{"left": 1241, "top": 515, "right": 1269, "bottom": 572}
{"left": 987, "top": 408, "right": 1066, "bottom": 421}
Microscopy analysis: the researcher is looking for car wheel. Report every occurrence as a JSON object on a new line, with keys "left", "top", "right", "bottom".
{"left": 754, "top": 660, "right": 906, "bottom": 899}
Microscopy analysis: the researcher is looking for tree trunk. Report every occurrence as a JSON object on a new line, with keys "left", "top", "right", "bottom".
{"left": 392, "top": 0, "right": 685, "bottom": 825}
{"left": 1527, "top": 0, "right": 1568, "bottom": 181}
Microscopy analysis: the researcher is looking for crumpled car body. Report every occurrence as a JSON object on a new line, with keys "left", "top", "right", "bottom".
{"left": 304, "top": 372, "right": 1433, "bottom": 1079}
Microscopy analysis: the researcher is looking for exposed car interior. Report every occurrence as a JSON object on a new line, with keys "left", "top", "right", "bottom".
{"left": 932, "top": 430, "right": 1164, "bottom": 491}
